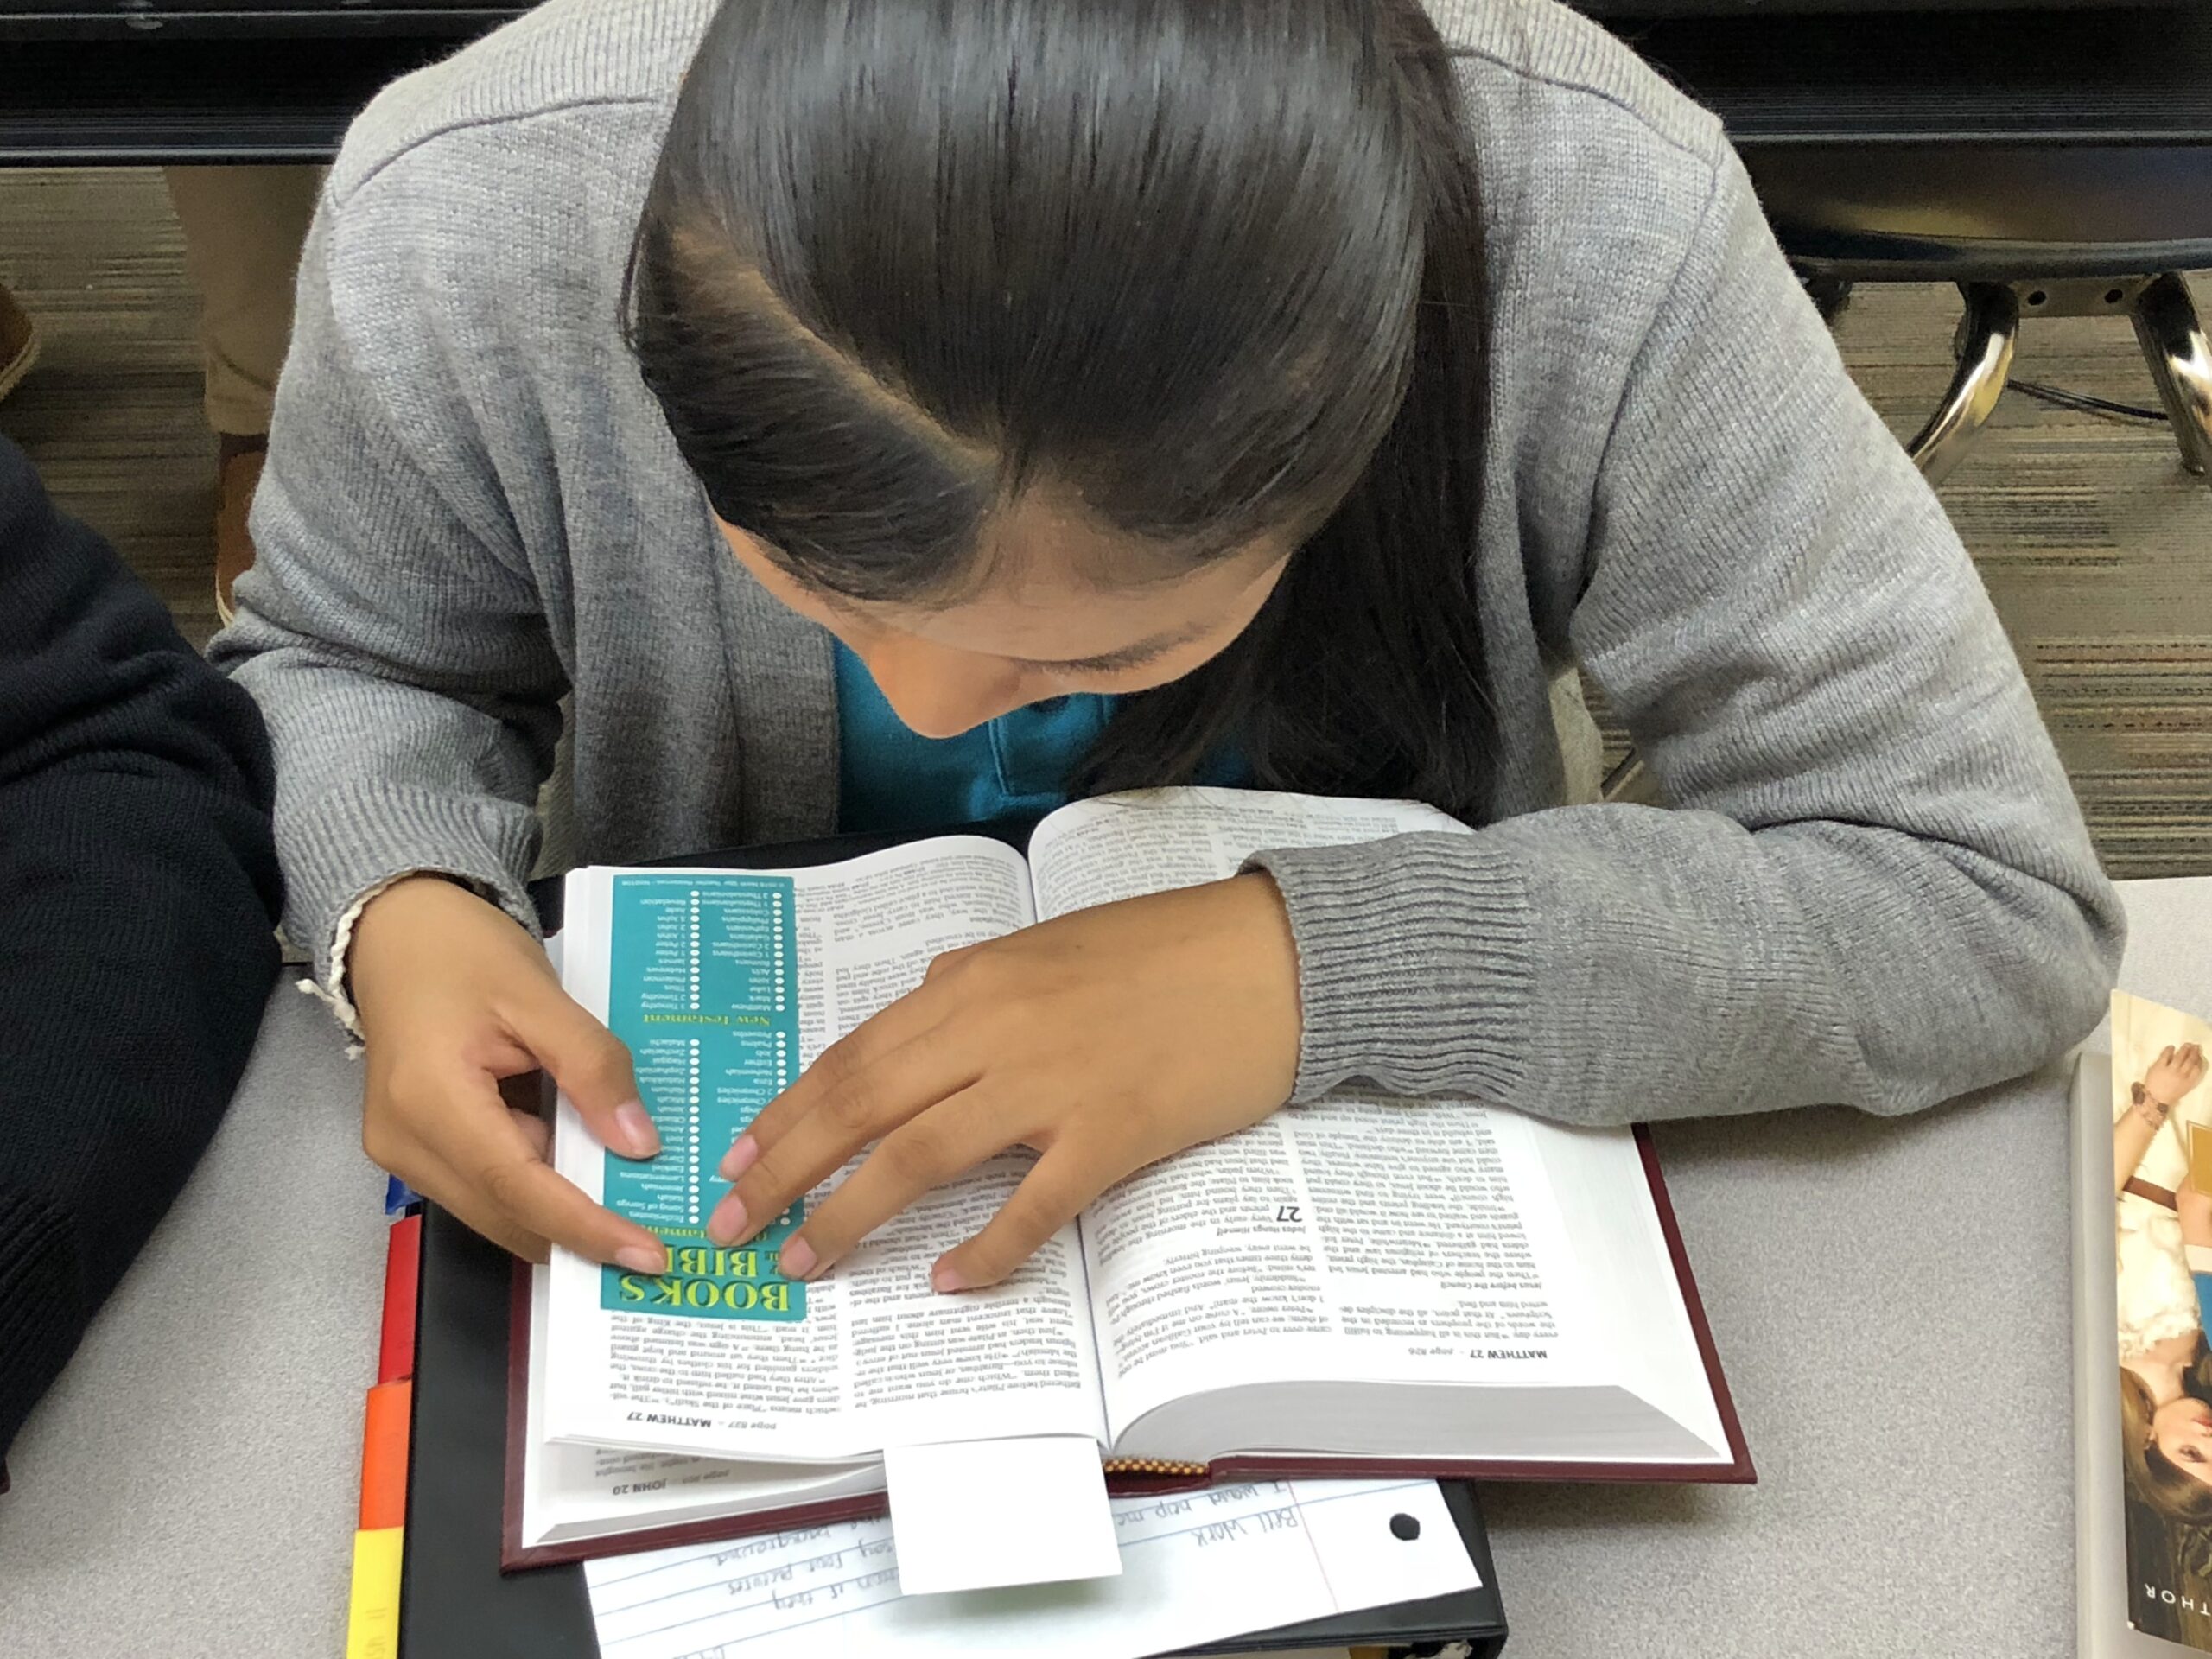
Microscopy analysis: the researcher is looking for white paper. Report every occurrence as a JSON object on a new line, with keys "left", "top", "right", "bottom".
{"left": 585, "top": 1478, "right": 1478, "bottom": 1659}
{"left": 883, "top": 1436, "right": 1120, "bottom": 1594}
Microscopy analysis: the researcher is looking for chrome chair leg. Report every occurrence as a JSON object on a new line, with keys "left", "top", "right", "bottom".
{"left": 1907, "top": 283, "right": 2020, "bottom": 486}
{"left": 2131, "top": 271, "right": 2212, "bottom": 480}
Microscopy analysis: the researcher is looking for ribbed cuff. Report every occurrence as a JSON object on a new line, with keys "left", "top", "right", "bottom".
{"left": 276, "top": 779, "right": 543, "bottom": 1001}
{"left": 0, "top": 1190, "right": 83, "bottom": 1465}
{"left": 1242, "top": 833, "right": 1535, "bottom": 1105}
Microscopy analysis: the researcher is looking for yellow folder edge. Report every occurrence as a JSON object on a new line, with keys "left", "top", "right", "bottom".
{"left": 346, "top": 1526, "right": 404, "bottom": 1659}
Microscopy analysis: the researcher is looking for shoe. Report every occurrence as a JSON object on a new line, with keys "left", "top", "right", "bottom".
{"left": 0, "top": 286, "right": 39, "bottom": 404}
{"left": 213, "top": 435, "right": 267, "bottom": 626}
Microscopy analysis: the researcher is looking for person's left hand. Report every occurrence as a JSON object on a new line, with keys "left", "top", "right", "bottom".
{"left": 2147, "top": 1042, "right": 2210, "bottom": 1110}
{"left": 706, "top": 873, "right": 1303, "bottom": 1290}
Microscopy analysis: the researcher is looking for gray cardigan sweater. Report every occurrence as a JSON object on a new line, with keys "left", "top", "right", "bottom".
{"left": 212, "top": 0, "right": 2122, "bottom": 1126}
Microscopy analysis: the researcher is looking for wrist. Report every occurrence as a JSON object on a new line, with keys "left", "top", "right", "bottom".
{"left": 2133, "top": 1083, "right": 2173, "bottom": 1128}
{"left": 348, "top": 871, "right": 511, "bottom": 996}
{"left": 1194, "top": 873, "right": 1302, "bottom": 1104}
{"left": 359, "top": 868, "right": 499, "bottom": 925}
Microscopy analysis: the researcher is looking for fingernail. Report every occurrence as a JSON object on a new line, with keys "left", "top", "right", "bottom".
{"left": 779, "top": 1237, "right": 817, "bottom": 1281}
{"left": 707, "top": 1190, "right": 747, "bottom": 1244}
{"left": 613, "top": 1102, "right": 660, "bottom": 1159}
{"left": 718, "top": 1133, "right": 758, "bottom": 1182}
{"left": 615, "top": 1243, "right": 666, "bottom": 1275}
{"left": 931, "top": 1261, "right": 967, "bottom": 1294}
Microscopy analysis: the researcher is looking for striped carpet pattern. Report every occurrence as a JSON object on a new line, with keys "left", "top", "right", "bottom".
{"left": 3, "top": 167, "right": 2208, "bottom": 877}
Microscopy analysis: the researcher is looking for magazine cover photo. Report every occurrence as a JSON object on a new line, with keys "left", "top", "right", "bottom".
{"left": 2114, "top": 989, "right": 2212, "bottom": 1647}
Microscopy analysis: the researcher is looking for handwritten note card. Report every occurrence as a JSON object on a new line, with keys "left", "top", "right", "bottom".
{"left": 585, "top": 1478, "right": 1478, "bottom": 1659}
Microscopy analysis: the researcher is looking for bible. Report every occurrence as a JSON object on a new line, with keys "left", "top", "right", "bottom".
{"left": 514, "top": 787, "right": 1750, "bottom": 1566}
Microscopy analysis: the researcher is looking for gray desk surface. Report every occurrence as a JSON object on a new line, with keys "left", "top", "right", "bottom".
{"left": 3, "top": 879, "right": 2205, "bottom": 1658}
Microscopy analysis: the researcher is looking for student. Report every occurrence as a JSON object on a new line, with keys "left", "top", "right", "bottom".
{"left": 162, "top": 165, "right": 327, "bottom": 620}
{"left": 214, "top": 0, "right": 2122, "bottom": 1295}
{"left": 0, "top": 435, "right": 281, "bottom": 1469}
{"left": 1, "top": 167, "right": 322, "bottom": 614}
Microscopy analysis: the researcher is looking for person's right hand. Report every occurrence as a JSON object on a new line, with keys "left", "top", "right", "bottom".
{"left": 348, "top": 874, "right": 670, "bottom": 1271}
{"left": 2145, "top": 1041, "right": 2210, "bottom": 1110}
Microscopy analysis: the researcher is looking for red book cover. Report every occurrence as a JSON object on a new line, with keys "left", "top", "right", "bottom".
{"left": 379, "top": 1213, "right": 422, "bottom": 1386}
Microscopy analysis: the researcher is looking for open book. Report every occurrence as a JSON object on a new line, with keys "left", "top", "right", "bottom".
{"left": 516, "top": 788, "right": 1749, "bottom": 1566}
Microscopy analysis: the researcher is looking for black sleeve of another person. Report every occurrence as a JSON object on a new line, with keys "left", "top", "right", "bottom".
{"left": 0, "top": 435, "right": 282, "bottom": 1469}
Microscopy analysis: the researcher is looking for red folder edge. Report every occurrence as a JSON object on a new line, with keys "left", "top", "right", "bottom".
{"left": 379, "top": 1213, "right": 423, "bottom": 1386}
{"left": 499, "top": 1122, "right": 1752, "bottom": 1571}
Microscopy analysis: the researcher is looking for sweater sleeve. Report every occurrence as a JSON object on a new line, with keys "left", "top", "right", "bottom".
{"left": 207, "top": 196, "right": 563, "bottom": 1002}
{"left": 0, "top": 437, "right": 283, "bottom": 1465}
{"left": 1246, "top": 145, "right": 2123, "bottom": 1124}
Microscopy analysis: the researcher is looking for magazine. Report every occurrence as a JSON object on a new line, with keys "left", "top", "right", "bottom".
{"left": 2103, "top": 989, "right": 2212, "bottom": 1650}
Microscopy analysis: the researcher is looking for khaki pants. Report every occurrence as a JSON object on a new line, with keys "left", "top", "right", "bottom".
{"left": 162, "top": 164, "right": 325, "bottom": 437}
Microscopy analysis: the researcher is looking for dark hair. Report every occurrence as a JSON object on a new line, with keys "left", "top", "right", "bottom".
{"left": 627, "top": 0, "right": 1492, "bottom": 814}
{"left": 2124, "top": 1341, "right": 2212, "bottom": 1527}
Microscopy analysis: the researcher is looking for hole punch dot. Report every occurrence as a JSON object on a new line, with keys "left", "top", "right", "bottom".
{"left": 2026, "top": 289, "right": 2048, "bottom": 308}
{"left": 2106, "top": 287, "right": 2126, "bottom": 306}
{"left": 1389, "top": 1512, "right": 1421, "bottom": 1541}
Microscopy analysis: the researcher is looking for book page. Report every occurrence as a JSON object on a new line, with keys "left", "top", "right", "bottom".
{"left": 520, "top": 1264, "right": 884, "bottom": 1549}
{"left": 1024, "top": 788, "right": 1659, "bottom": 1453}
{"left": 1026, "top": 791, "right": 1583, "bottom": 1433}
{"left": 1082, "top": 1091, "right": 1610, "bottom": 1446}
{"left": 545, "top": 838, "right": 1108, "bottom": 1464}
{"left": 1027, "top": 785, "right": 1466, "bottom": 918}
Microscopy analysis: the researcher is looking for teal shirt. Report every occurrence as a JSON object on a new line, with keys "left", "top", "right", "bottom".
{"left": 834, "top": 644, "right": 1243, "bottom": 833}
